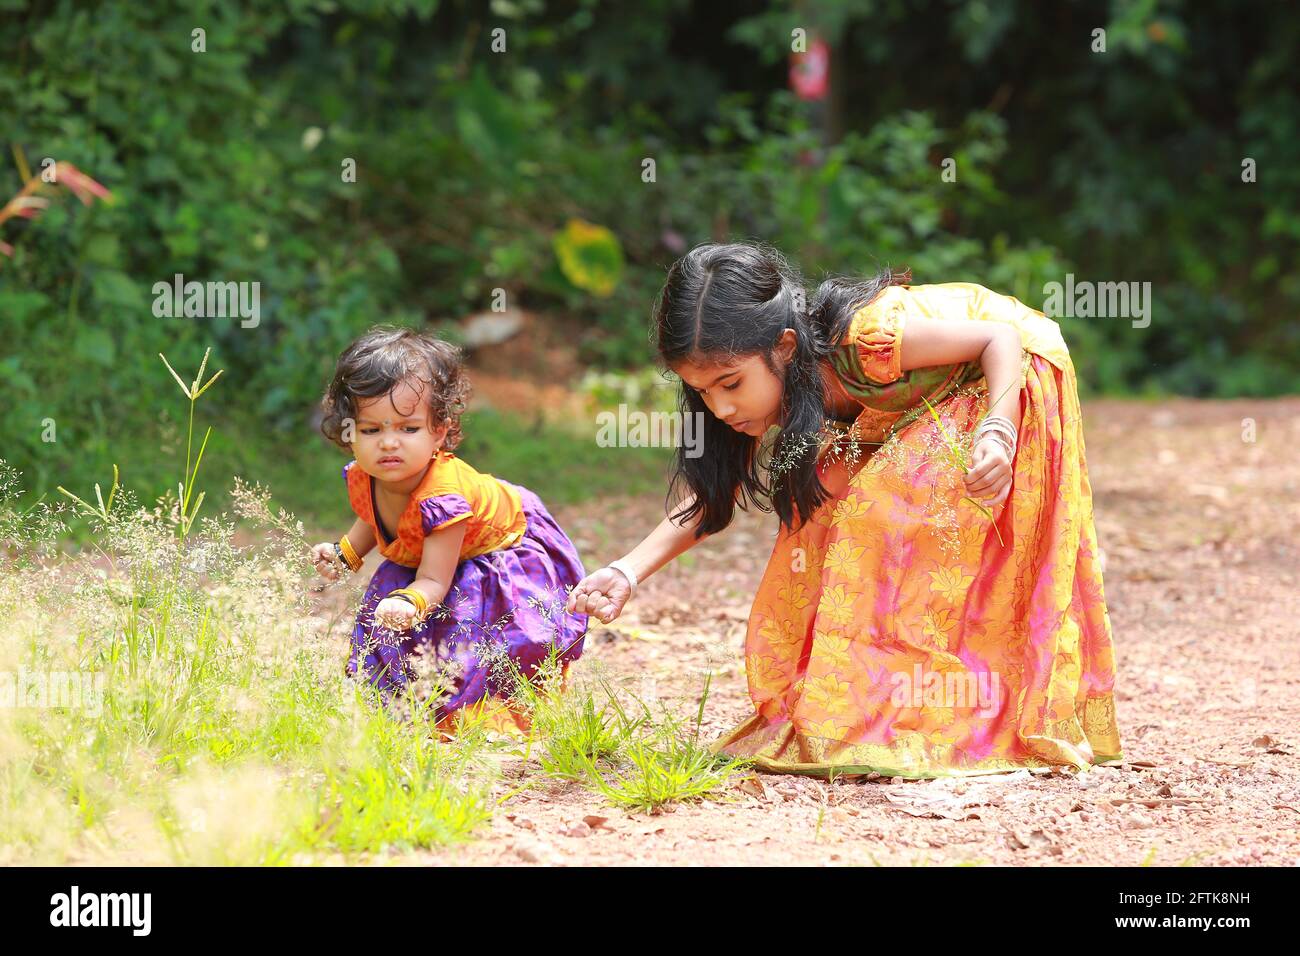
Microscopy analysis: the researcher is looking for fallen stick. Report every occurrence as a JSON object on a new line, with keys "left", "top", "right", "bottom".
{"left": 1202, "top": 758, "right": 1252, "bottom": 768}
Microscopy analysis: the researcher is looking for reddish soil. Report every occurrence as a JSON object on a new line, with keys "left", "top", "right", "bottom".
{"left": 396, "top": 392, "right": 1300, "bottom": 866}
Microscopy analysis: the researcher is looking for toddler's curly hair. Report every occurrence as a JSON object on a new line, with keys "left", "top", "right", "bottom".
{"left": 320, "top": 326, "right": 472, "bottom": 452}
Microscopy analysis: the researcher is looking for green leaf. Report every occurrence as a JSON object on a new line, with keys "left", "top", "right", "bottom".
{"left": 552, "top": 219, "right": 624, "bottom": 298}
{"left": 73, "top": 327, "right": 117, "bottom": 367}
{"left": 90, "top": 270, "right": 145, "bottom": 311}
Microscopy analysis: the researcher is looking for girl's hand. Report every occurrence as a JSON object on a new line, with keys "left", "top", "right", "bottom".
{"left": 964, "top": 438, "right": 1013, "bottom": 509}
{"left": 566, "top": 566, "right": 633, "bottom": 624}
{"left": 374, "top": 597, "right": 417, "bottom": 632}
{"left": 311, "top": 542, "right": 341, "bottom": 580}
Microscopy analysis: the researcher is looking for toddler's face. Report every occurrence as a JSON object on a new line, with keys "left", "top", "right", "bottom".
{"left": 671, "top": 330, "right": 796, "bottom": 438}
{"left": 351, "top": 378, "right": 448, "bottom": 482}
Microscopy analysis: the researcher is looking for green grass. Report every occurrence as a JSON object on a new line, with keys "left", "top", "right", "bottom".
{"left": 454, "top": 406, "right": 673, "bottom": 508}
{"left": 0, "top": 355, "right": 736, "bottom": 864}
{"left": 572, "top": 672, "right": 747, "bottom": 813}
{"left": 533, "top": 673, "right": 647, "bottom": 781}
{"left": 14, "top": 392, "right": 674, "bottom": 546}
{"left": 498, "top": 652, "right": 749, "bottom": 813}
{"left": 134, "top": 404, "right": 670, "bottom": 535}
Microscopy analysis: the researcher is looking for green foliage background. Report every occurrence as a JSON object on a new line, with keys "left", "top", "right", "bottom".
{"left": 1, "top": 0, "right": 1294, "bottom": 522}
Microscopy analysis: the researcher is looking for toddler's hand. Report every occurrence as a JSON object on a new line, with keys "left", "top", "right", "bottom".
{"left": 374, "top": 597, "right": 417, "bottom": 632}
{"left": 311, "top": 542, "right": 341, "bottom": 580}
{"left": 566, "top": 566, "right": 632, "bottom": 624}
{"left": 964, "top": 438, "right": 1013, "bottom": 509}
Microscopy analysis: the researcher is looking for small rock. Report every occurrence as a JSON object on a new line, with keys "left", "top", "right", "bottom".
{"left": 459, "top": 309, "right": 525, "bottom": 349}
{"left": 514, "top": 841, "right": 559, "bottom": 864}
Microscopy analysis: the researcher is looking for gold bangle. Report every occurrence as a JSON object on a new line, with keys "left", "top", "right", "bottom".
{"left": 338, "top": 535, "right": 363, "bottom": 572}
{"left": 389, "top": 587, "right": 429, "bottom": 619}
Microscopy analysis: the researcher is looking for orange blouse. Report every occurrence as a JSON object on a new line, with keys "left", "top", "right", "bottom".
{"left": 819, "top": 281, "right": 1069, "bottom": 449}
{"left": 344, "top": 450, "right": 528, "bottom": 568}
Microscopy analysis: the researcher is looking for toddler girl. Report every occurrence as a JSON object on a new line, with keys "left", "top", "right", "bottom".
{"left": 312, "top": 326, "right": 589, "bottom": 733}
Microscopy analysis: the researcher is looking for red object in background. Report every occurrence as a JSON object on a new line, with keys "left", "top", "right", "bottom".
{"left": 0, "top": 161, "right": 113, "bottom": 263}
{"left": 790, "top": 35, "right": 829, "bottom": 101}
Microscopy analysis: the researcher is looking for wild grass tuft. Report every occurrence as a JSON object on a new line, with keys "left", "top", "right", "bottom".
{"left": 0, "top": 350, "right": 498, "bottom": 863}
{"left": 1, "top": 346, "right": 744, "bottom": 863}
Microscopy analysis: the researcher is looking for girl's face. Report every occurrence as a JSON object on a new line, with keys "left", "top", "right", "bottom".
{"left": 351, "top": 378, "right": 448, "bottom": 482}
{"left": 671, "top": 330, "right": 797, "bottom": 438}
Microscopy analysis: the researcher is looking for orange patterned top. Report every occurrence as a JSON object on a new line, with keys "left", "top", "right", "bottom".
{"left": 820, "top": 281, "right": 1071, "bottom": 449}
{"left": 343, "top": 450, "right": 528, "bottom": 568}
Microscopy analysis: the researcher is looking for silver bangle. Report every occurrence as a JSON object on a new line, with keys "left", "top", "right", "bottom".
{"left": 978, "top": 415, "right": 1018, "bottom": 439}
{"left": 976, "top": 420, "right": 1017, "bottom": 441}
{"left": 976, "top": 426, "right": 1017, "bottom": 451}
{"left": 975, "top": 431, "right": 1015, "bottom": 459}
{"left": 987, "top": 437, "right": 1019, "bottom": 460}
{"left": 977, "top": 416, "right": 1019, "bottom": 431}
{"left": 975, "top": 419, "right": 1018, "bottom": 445}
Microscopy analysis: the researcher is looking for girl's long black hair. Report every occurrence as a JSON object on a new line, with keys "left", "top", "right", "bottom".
{"left": 654, "top": 240, "right": 910, "bottom": 537}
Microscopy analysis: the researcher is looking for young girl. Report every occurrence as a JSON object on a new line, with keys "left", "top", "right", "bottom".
{"left": 567, "top": 241, "right": 1124, "bottom": 779}
{"left": 313, "top": 326, "right": 589, "bottom": 734}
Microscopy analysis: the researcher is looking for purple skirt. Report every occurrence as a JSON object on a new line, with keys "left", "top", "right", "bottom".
{"left": 345, "top": 482, "right": 589, "bottom": 715}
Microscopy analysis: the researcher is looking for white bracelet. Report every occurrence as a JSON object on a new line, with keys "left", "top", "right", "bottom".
{"left": 976, "top": 420, "right": 1017, "bottom": 447}
{"left": 978, "top": 432, "right": 1016, "bottom": 459}
{"left": 606, "top": 559, "right": 639, "bottom": 599}
{"left": 976, "top": 426, "right": 1017, "bottom": 451}
{"left": 978, "top": 417, "right": 1018, "bottom": 443}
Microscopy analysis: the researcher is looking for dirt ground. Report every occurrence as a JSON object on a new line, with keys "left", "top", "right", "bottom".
{"left": 395, "top": 390, "right": 1298, "bottom": 867}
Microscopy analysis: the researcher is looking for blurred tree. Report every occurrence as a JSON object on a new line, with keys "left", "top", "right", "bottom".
{"left": 0, "top": 0, "right": 1292, "bottom": 512}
